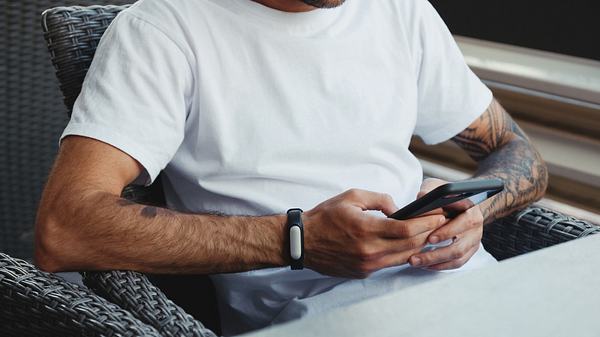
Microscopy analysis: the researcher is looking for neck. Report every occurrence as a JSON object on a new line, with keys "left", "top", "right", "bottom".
{"left": 251, "top": 0, "right": 317, "bottom": 12}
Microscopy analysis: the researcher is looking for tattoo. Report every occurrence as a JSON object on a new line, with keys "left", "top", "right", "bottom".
{"left": 116, "top": 198, "right": 172, "bottom": 219}
{"left": 451, "top": 99, "right": 548, "bottom": 223}
{"left": 141, "top": 206, "right": 159, "bottom": 219}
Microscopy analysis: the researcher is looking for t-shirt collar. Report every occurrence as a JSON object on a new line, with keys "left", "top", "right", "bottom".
{"left": 220, "top": 0, "right": 347, "bottom": 35}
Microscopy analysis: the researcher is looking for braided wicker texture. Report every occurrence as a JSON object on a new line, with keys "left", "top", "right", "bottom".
{"left": 484, "top": 206, "right": 600, "bottom": 260}
{"left": 0, "top": 0, "right": 133, "bottom": 260}
{"left": 84, "top": 271, "right": 218, "bottom": 337}
{"left": 42, "top": 4, "right": 131, "bottom": 115}
{"left": 0, "top": 253, "right": 162, "bottom": 337}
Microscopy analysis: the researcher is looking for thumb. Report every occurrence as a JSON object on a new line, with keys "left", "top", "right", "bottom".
{"left": 345, "top": 189, "right": 399, "bottom": 216}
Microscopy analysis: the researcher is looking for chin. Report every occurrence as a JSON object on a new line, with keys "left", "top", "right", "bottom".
{"left": 301, "top": 0, "right": 346, "bottom": 9}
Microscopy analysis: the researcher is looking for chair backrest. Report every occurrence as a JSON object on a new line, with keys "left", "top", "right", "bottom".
{"left": 42, "top": 5, "right": 130, "bottom": 115}
{"left": 0, "top": 0, "right": 134, "bottom": 261}
{"left": 41, "top": 4, "right": 166, "bottom": 206}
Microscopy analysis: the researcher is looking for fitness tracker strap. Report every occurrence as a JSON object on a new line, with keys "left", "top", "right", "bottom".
{"left": 287, "top": 208, "right": 304, "bottom": 270}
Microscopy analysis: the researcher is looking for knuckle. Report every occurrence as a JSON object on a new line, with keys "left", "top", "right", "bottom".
{"left": 416, "top": 255, "right": 430, "bottom": 265}
{"left": 467, "top": 210, "right": 483, "bottom": 228}
{"left": 356, "top": 262, "right": 374, "bottom": 278}
{"left": 346, "top": 188, "right": 361, "bottom": 199}
{"left": 452, "top": 258, "right": 468, "bottom": 269}
{"left": 475, "top": 215, "right": 484, "bottom": 227}
{"left": 444, "top": 261, "right": 461, "bottom": 270}
{"left": 408, "top": 236, "right": 426, "bottom": 250}
{"left": 351, "top": 220, "right": 368, "bottom": 237}
{"left": 464, "top": 217, "right": 476, "bottom": 228}
{"left": 401, "top": 224, "right": 416, "bottom": 237}
{"left": 354, "top": 243, "right": 375, "bottom": 262}
{"left": 473, "top": 208, "right": 484, "bottom": 220}
{"left": 396, "top": 223, "right": 411, "bottom": 237}
{"left": 405, "top": 238, "right": 419, "bottom": 250}
{"left": 382, "top": 193, "right": 394, "bottom": 204}
{"left": 358, "top": 272, "right": 371, "bottom": 279}
{"left": 450, "top": 249, "right": 464, "bottom": 260}
{"left": 431, "top": 218, "right": 443, "bottom": 230}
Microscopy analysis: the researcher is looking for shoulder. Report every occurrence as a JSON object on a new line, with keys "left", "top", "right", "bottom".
{"left": 122, "top": 0, "right": 217, "bottom": 24}
{"left": 119, "top": 0, "right": 194, "bottom": 32}
{"left": 117, "top": 0, "right": 216, "bottom": 38}
{"left": 109, "top": 0, "right": 213, "bottom": 59}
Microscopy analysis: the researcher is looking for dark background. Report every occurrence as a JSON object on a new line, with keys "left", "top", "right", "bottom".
{"left": 430, "top": 0, "right": 600, "bottom": 61}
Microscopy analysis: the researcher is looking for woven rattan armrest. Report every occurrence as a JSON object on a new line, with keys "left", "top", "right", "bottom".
{"left": 483, "top": 205, "right": 600, "bottom": 260}
{"left": 0, "top": 253, "right": 218, "bottom": 337}
{"left": 82, "top": 270, "right": 218, "bottom": 337}
{"left": 0, "top": 253, "right": 162, "bottom": 337}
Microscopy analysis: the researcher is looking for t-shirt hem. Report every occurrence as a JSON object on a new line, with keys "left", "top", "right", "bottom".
{"left": 60, "top": 122, "right": 162, "bottom": 186}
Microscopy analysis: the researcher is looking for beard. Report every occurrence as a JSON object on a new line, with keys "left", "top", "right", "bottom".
{"left": 300, "top": 0, "right": 346, "bottom": 8}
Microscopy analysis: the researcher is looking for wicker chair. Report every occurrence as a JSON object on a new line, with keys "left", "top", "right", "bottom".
{"left": 0, "top": 252, "right": 215, "bottom": 337}
{"left": 0, "top": 4, "right": 599, "bottom": 337}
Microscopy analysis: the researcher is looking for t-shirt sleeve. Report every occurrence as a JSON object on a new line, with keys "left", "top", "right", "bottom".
{"left": 411, "top": 0, "right": 493, "bottom": 145}
{"left": 61, "top": 12, "right": 193, "bottom": 185}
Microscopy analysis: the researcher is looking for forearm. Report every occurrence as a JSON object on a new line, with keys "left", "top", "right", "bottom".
{"left": 473, "top": 138, "right": 548, "bottom": 223}
{"left": 36, "top": 190, "right": 287, "bottom": 274}
{"left": 451, "top": 99, "right": 548, "bottom": 224}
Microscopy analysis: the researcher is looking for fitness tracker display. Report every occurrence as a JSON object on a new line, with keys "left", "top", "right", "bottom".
{"left": 286, "top": 208, "right": 304, "bottom": 270}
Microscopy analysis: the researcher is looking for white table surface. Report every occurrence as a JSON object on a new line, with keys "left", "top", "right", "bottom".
{"left": 243, "top": 234, "right": 600, "bottom": 337}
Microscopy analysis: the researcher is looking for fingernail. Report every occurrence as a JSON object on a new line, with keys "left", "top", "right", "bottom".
{"left": 429, "top": 236, "right": 440, "bottom": 244}
{"left": 439, "top": 216, "right": 445, "bottom": 224}
{"left": 410, "top": 257, "right": 421, "bottom": 266}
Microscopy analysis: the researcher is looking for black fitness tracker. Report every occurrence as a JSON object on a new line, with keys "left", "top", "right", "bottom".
{"left": 286, "top": 208, "right": 304, "bottom": 270}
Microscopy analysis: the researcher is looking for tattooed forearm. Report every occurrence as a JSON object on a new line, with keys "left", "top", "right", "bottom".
{"left": 451, "top": 99, "right": 548, "bottom": 223}
{"left": 117, "top": 198, "right": 172, "bottom": 219}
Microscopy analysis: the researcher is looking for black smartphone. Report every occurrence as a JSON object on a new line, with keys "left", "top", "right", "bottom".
{"left": 388, "top": 179, "right": 504, "bottom": 220}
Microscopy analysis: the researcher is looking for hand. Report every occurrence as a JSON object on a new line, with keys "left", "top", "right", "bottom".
{"left": 408, "top": 178, "right": 484, "bottom": 271}
{"left": 302, "top": 189, "right": 446, "bottom": 279}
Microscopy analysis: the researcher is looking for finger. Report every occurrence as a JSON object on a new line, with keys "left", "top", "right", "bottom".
{"left": 428, "top": 206, "right": 483, "bottom": 244}
{"left": 369, "top": 244, "right": 425, "bottom": 271}
{"left": 443, "top": 198, "right": 475, "bottom": 212}
{"left": 372, "top": 230, "right": 434, "bottom": 258}
{"left": 416, "top": 207, "right": 445, "bottom": 217}
{"left": 409, "top": 229, "right": 480, "bottom": 267}
{"left": 426, "top": 245, "right": 480, "bottom": 271}
{"left": 344, "top": 189, "right": 399, "bottom": 216}
{"left": 417, "top": 178, "right": 448, "bottom": 198}
{"left": 375, "top": 214, "right": 446, "bottom": 239}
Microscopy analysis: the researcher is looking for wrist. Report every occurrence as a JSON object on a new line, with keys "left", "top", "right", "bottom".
{"left": 300, "top": 211, "right": 314, "bottom": 270}
{"left": 476, "top": 198, "right": 494, "bottom": 224}
{"left": 269, "top": 214, "right": 289, "bottom": 267}
{"left": 286, "top": 208, "right": 304, "bottom": 270}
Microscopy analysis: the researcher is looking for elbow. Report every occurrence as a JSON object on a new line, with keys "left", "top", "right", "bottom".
{"left": 34, "top": 208, "right": 78, "bottom": 273}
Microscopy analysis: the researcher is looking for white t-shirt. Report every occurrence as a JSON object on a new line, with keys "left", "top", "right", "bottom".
{"left": 62, "top": 0, "right": 495, "bottom": 335}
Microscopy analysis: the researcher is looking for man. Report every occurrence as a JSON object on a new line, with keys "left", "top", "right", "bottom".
{"left": 35, "top": 0, "right": 548, "bottom": 335}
